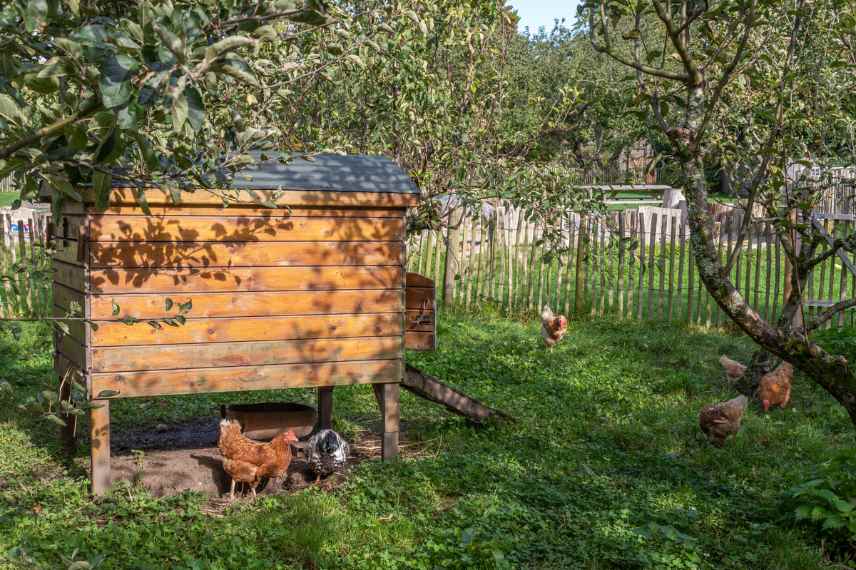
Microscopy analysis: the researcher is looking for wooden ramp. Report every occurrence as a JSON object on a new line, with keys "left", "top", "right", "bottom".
{"left": 403, "top": 364, "right": 512, "bottom": 423}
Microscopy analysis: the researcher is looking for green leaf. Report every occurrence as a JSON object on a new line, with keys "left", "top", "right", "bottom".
{"left": 178, "top": 299, "right": 192, "bottom": 313}
{"left": 205, "top": 36, "right": 256, "bottom": 63}
{"left": 66, "top": 123, "right": 88, "bottom": 150}
{"left": 46, "top": 175, "right": 82, "bottom": 202}
{"left": 216, "top": 59, "right": 260, "bottom": 87}
{"left": 95, "top": 128, "right": 122, "bottom": 163}
{"left": 147, "top": 320, "right": 162, "bottom": 329}
{"left": 0, "top": 94, "right": 25, "bottom": 125}
{"left": 112, "top": 301, "right": 120, "bottom": 316}
{"left": 172, "top": 90, "right": 188, "bottom": 132}
{"left": 164, "top": 298, "right": 173, "bottom": 311}
{"left": 253, "top": 25, "right": 278, "bottom": 42}
{"left": 64, "top": 0, "right": 79, "bottom": 16}
{"left": 346, "top": 54, "right": 365, "bottom": 68}
{"left": 44, "top": 414, "right": 67, "bottom": 427}
{"left": 97, "top": 389, "right": 119, "bottom": 398}
{"left": 405, "top": 10, "right": 427, "bottom": 35}
{"left": 40, "top": 390, "right": 58, "bottom": 403}
{"left": 93, "top": 171, "right": 112, "bottom": 209}
{"left": 100, "top": 54, "right": 139, "bottom": 108}
{"left": 185, "top": 86, "right": 205, "bottom": 131}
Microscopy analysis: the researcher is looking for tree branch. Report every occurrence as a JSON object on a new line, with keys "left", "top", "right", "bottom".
{"left": 0, "top": 98, "right": 101, "bottom": 161}
{"left": 806, "top": 298, "right": 856, "bottom": 332}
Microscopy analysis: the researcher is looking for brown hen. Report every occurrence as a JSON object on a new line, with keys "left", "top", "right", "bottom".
{"left": 218, "top": 419, "right": 297, "bottom": 499}
{"left": 757, "top": 362, "right": 793, "bottom": 412}
{"left": 541, "top": 305, "right": 568, "bottom": 349}
{"left": 719, "top": 355, "right": 747, "bottom": 381}
{"left": 699, "top": 395, "right": 748, "bottom": 447}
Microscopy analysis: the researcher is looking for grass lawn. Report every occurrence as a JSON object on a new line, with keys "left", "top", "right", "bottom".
{"left": 0, "top": 194, "right": 20, "bottom": 208}
{"left": 0, "top": 314, "right": 854, "bottom": 569}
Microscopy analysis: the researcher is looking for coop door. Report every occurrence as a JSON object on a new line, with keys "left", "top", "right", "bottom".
{"left": 405, "top": 272, "right": 436, "bottom": 351}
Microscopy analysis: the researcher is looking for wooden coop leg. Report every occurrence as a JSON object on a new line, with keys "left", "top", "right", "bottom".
{"left": 59, "top": 379, "right": 77, "bottom": 453}
{"left": 90, "top": 399, "right": 111, "bottom": 496}
{"left": 373, "top": 382, "right": 400, "bottom": 461}
{"left": 317, "top": 387, "right": 333, "bottom": 430}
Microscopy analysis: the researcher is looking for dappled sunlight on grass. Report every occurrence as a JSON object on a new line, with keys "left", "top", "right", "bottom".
{"left": 0, "top": 315, "right": 853, "bottom": 568}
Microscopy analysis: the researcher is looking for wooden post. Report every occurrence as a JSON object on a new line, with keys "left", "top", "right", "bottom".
{"left": 372, "top": 382, "right": 399, "bottom": 461}
{"left": 443, "top": 204, "right": 463, "bottom": 308}
{"left": 90, "top": 399, "right": 111, "bottom": 496}
{"left": 574, "top": 216, "right": 587, "bottom": 315}
{"left": 317, "top": 387, "right": 333, "bottom": 430}
{"left": 59, "top": 376, "right": 77, "bottom": 453}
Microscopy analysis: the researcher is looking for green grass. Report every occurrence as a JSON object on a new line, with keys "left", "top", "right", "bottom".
{"left": 1, "top": 315, "right": 855, "bottom": 569}
{"left": 0, "top": 194, "right": 19, "bottom": 208}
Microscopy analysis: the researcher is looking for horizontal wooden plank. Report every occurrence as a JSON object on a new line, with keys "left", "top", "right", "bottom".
{"left": 91, "top": 337, "right": 402, "bottom": 373}
{"left": 88, "top": 215, "right": 405, "bottom": 242}
{"left": 405, "top": 286, "right": 434, "bottom": 309}
{"left": 53, "top": 262, "right": 86, "bottom": 293}
{"left": 57, "top": 334, "right": 87, "bottom": 369}
{"left": 52, "top": 238, "right": 83, "bottom": 266}
{"left": 88, "top": 205, "right": 405, "bottom": 217}
{"left": 55, "top": 353, "right": 85, "bottom": 385}
{"left": 90, "top": 359, "right": 404, "bottom": 398}
{"left": 91, "top": 313, "right": 404, "bottom": 346}
{"left": 89, "top": 188, "right": 420, "bottom": 208}
{"left": 53, "top": 283, "right": 85, "bottom": 312}
{"left": 405, "top": 331, "right": 435, "bottom": 351}
{"left": 89, "top": 241, "right": 403, "bottom": 269}
{"left": 405, "top": 309, "right": 434, "bottom": 332}
{"left": 93, "top": 289, "right": 404, "bottom": 319}
{"left": 90, "top": 266, "right": 403, "bottom": 294}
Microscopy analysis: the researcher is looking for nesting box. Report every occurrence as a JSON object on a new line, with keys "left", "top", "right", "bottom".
{"left": 48, "top": 154, "right": 435, "bottom": 494}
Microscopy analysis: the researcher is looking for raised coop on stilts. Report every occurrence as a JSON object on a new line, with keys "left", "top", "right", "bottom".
{"left": 46, "top": 154, "right": 438, "bottom": 495}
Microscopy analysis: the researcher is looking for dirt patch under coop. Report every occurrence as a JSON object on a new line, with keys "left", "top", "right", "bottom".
{"left": 106, "top": 417, "right": 418, "bottom": 499}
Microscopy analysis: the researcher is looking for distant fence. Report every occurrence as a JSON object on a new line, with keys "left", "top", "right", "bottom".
{"left": 0, "top": 209, "right": 52, "bottom": 319}
{"left": 407, "top": 204, "right": 856, "bottom": 329}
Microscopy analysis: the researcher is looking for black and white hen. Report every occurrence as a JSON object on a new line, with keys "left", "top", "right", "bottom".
{"left": 306, "top": 429, "right": 350, "bottom": 482}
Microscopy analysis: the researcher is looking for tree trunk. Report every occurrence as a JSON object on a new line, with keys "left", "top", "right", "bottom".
{"left": 442, "top": 203, "right": 464, "bottom": 308}
{"left": 677, "top": 82, "right": 856, "bottom": 425}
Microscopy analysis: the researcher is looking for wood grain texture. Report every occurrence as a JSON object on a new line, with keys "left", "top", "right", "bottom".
{"left": 405, "top": 272, "right": 434, "bottom": 288}
{"left": 88, "top": 215, "right": 405, "bottom": 242}
{"left": 404, "top": 331, "right": 435, "bottom": 351}
{"left": 92, "top": 289, "right": 404, "bottom": 319}
{"left": 53, "top": 283, "right": 85, "bottom": 311}
{"left": 89, "top": 205, "right": 405, "bottom": 217}
{"left": 90, "top": 266, "right": 404, "bottom": 294}
{"left": 57, "top": 334, "right": 87, "bottom": 369}
{"left": 89, "top": 241, "right": 404, "bottom": 269}
{"left": 53, "top": 238, "right": 83, "bottom": 266}
{"left": 54, "top": 261, "right": 86, "bottom": 291}
{"left": 91, "top": 336, "right": 403, "bottom": 372}
{"left": 91, "top": 313, "right": 404, "bottom": 346}
{"left": 89, "top": 188, "right": 420, "bottom": 208}
{"left": 90, "top": 399, "right": 111, "bottom": 495}
{"left": 405, "top": 287, "right": 434, "bottom": 309}
{"left": 90, "top": 359, "right": 404, "bottom": 398}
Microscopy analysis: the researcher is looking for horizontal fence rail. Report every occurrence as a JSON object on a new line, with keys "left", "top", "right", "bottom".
{"left": 407, "top": 204, "right": 856, "bottom": 329}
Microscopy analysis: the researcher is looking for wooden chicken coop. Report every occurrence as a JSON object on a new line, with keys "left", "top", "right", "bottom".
{"left": 47, "top": 154, "right": 436, "bottom": 495}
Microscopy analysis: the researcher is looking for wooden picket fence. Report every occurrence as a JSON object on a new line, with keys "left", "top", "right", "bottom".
{"left": 407, "top": 204, "right": 856, "bottom": 329}
{"left": 0, "top": 210, "right": 53, "bottom": 319}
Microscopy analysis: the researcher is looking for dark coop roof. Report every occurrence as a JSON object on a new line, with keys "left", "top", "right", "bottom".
{"left": 229, "top": 153, "right": 420, "bottom": 194}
